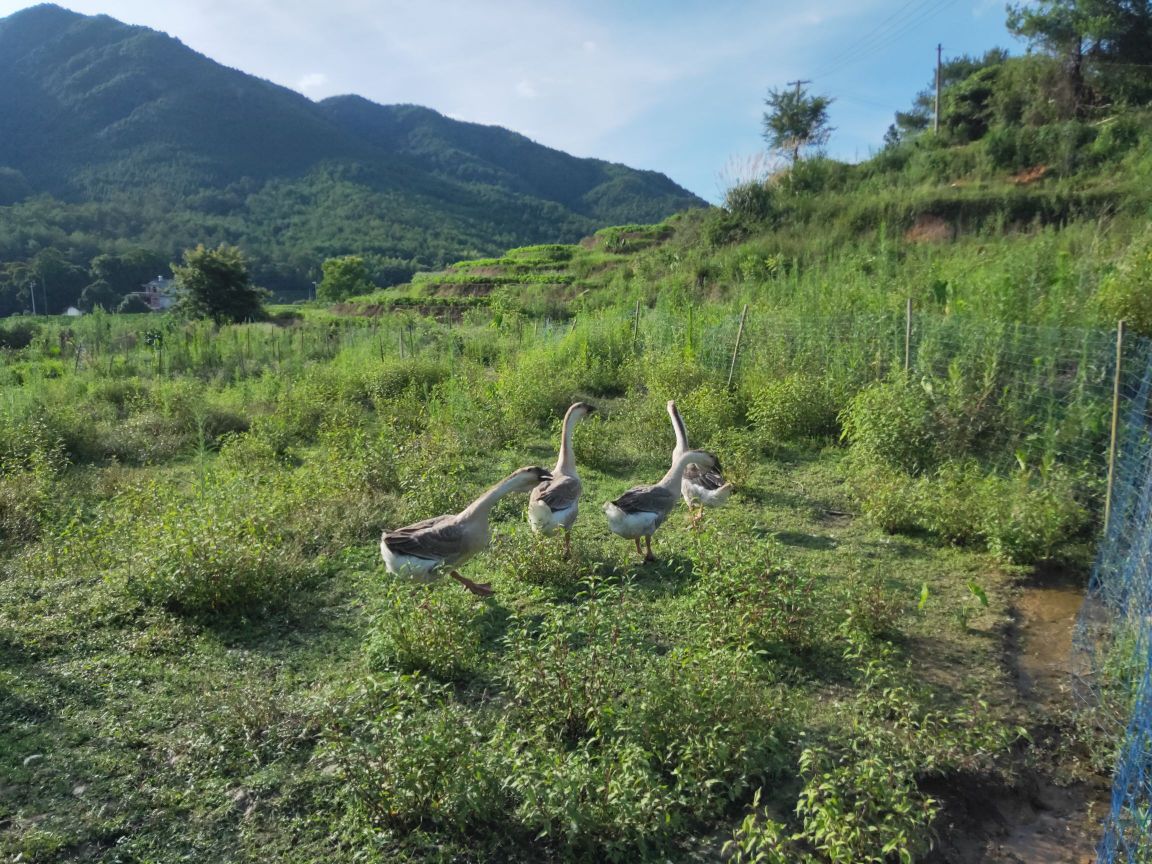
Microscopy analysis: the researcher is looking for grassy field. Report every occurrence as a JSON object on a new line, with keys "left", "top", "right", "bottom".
{"left": 0, "top": 295, "right": 1120, "bottom": 862}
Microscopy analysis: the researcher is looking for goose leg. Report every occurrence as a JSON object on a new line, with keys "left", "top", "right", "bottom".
{"left": 563, "top": 530, "right": 572, "bottom": 560}
{"left": 691, "top": 505, "right": 704, "bottom": 530}
{"left": 449, "top": 570, "right": 494, "bottom": 598}
{"left": 634, "top": 537, "right": 644, "bottom": 557}
{"left": 643, "top": 535, "right": 656, "bottom": 563}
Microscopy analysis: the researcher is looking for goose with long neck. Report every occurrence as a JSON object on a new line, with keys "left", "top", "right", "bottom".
{"left": 603, "top": 449, "right": 718, "bottom": 561}
{"left": 528, "top": 402, "right": 595, "bottom": 557}
{"left": 382, "top": 465, "right": 551, "bottom": 596}
{"left": 668, "top": 400, "right": 733, "bottom": 517}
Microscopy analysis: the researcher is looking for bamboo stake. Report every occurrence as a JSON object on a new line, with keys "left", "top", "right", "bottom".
{"left": 727, "top": 304, "right": 749, "bottom": 390}
{"left": 1104, "top": 319, "right": 1126, "bottom": 535}
{"left": 632, "top": 299, "right": 641, "bottom": 351}
{"left": 904, "top": 297, "right": 913, "bottom": 372}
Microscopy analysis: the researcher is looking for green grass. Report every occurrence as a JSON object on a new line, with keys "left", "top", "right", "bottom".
{"left": 2, "top": 438, "right": 1036, "bottom": 862}
{"left": 0, "top": 246, "right": 1127, "bottom": 861}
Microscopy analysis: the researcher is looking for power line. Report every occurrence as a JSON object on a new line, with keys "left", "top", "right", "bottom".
{"left": 809, "top": 0, "right": 964, "bottom": 83}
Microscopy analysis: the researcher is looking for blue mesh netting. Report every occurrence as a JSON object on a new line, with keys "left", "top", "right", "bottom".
{"left": 1078, "top": 331, "right": 1152, "bottom": 863}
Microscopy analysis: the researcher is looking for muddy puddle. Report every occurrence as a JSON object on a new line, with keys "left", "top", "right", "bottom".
{"left": 930, "top": 576, "right": 1111, "bottom": 864}
{"left": 1014, "top": 584, "right": 1092, "bottom": 704}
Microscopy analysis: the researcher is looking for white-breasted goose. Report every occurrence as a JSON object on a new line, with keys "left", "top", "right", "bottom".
{"left": 528, "top": 401, "right": 596, "bottom": 557}
{"left": 603, "top": 449, "right": 718, "bottom": 562}
{"left": 381, "top": 465, "right": 552, "bottom": 597}
{"left": 667, "top": 400, "right": 733, "bottom": 520}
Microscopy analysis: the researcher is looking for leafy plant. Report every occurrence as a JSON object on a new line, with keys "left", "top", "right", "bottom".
{"left": 841, "top": 376, "right": 939, "bottom": 475}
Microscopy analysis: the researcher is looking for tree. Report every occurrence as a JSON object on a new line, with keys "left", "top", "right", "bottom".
{"left": 762, "top": 85, "right": 834, "bottom": 164}
{"left": 172, "top": 244, "right": 267, "bottom": 322}
{"left": 90, "top": 249, "right": 168, "bottom": 297}
{"left": 887, "top": 50, "right": 1009, "bottom": 146}
{"left": 1007, "top": 0, "right": 1152, "bottom": 109}
{"left": 317, "top": 255, "right": 373, "bottom": 302}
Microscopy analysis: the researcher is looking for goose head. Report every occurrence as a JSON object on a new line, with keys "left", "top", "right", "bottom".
{"left": 508, "top": 465, "right": 553, "bottom": 491}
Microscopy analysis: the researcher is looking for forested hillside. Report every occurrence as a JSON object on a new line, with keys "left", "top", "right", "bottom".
{"left": 0, "top": 4, "right": 704, "bottom": 311}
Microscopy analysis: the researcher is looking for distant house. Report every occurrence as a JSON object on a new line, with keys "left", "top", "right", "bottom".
{"left": 124, "top": 276, "right": 178, "bottom": 312}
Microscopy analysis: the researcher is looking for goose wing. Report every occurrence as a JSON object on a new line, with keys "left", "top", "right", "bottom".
{"left": 531, "top": 474, "right": 582, "bottom": 512}
{"left": 611, "top": 484, "right": 677, "bottom": 515}
{"left": 382, "top": 514, "right": 467, "bottom": 563}
{"left": 683, "top": 463, "right": 728, "bottom": 491}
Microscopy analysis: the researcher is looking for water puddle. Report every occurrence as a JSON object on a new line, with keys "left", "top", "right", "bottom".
{"left": 1014, "top": 584, "right": 1090, "bottom": 704}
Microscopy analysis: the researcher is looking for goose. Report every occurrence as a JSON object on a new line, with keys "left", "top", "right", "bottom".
{"left": 528, "top": 401, "right": 595, "bottom": 557}
{"left": 603, "top": 449, "right": 718, "bottom": 562}
{"left": 381, "top": 465, "right": 552, "bottom": 597}
{"left": 667, "top": 400, "right": 733, "bottom": 519}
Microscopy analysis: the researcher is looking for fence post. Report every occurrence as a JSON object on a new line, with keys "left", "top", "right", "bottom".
{"left": 632, "top": 299, "right": 641, "bottom": 351}
{"left": 904, "top": 297, "right": 913, "bottom": 373}
{"left": 1104, "top": 319, "right": 1126, "bottom": 535}
{"left": 727, "top": 304, "right": 749, "bottom": 390}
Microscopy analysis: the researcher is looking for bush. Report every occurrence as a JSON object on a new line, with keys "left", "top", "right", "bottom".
{"left": 795, "top": 746, "right": 938, "bottom": 864}
{"left": 0, "top": 414, "right": 67, "bottom": 545}
{"left": 0, "top": 320, "right": 39, "bottom": 349}
{"left": 1098, "top": 228, "right": 1152, "bottom": 336}
{"left": 724, "top": 181, "right": 778, "bottom": 222}
{"left": 981, "top": 464, "right": 1091, "bottom": 564}
{"left": 849, "top": 463, "right": 922, "bottom": 534}
{"left": 748, "top": 372, "right": 842, "bottom": 443}
{"left": 106, "top": 479, "right": 315, "bottom": 613}
{"left": 328, "top": 674, "right": 500, "bottom": 831}
{"left": 365, "top": 585, "right": 484, "bottom": 682}
{"left": 841, "top": 376, "right": 939, "bottom": 474}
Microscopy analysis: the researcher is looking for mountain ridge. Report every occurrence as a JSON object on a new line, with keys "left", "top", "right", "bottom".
{"left": 0, "top": 3, "right": 704, "bottom": 301}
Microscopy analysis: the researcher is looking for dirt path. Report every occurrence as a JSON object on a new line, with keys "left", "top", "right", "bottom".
{"left": 929, "top": 575, "right": 1111, "bottom": 864}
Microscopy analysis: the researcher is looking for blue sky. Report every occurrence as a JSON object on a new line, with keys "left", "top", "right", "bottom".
{"left": 2, "top": 0, "right": 1024, "bottom": 201}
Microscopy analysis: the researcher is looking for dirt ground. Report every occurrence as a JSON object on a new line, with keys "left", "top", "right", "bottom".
{"left": 928, "top": 574, "right": 1111, "bottom": 864}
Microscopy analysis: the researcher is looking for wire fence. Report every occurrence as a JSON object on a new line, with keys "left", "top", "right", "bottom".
{"left": 639, "top": 303, "right": 1152, "bottom": 862}
{"left": 1076, "top": 328, "right": 1152, "bottom": 863}
{"left": 636, "top": 303, "right": 1127, "bottom": 474}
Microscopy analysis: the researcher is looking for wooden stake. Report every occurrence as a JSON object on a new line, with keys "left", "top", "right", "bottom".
{"left": 1104, "top": 319, "right": 1126, "bottom": 535}
{"left": 904, "top": 297, "right": 913, "bottom": 372}
{"left": 632, "top": 299, "right": 641, "bottom": 350}
{"left": 727, "top": 304, "right": 749, "bottom": 390}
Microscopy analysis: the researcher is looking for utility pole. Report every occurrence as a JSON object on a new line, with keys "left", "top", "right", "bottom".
{"left": 786, "top": 78, "right": 811, "bottom": 97}
{"left": 785, "top": 79, "right": 813, "bottom": 163}
{"left": 29, "top": 281, "right": 36, "bottom": 316}
{"left": 934, "top": 43, "right": 942, "bottom": 134}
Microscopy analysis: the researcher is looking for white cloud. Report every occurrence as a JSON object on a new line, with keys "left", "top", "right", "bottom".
{"left": 515, "top": 79, "right": 538, "bottom": 100}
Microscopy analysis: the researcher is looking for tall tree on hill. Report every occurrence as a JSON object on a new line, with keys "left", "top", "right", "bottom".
{"left": 172, "top": 244, "right": 267, "bottom": 323}
{"left": 762, "top": 85, "right": 834, "bottom": 164}
{"left": 1007, "top": 0, "right": 1152, "bottom": 109}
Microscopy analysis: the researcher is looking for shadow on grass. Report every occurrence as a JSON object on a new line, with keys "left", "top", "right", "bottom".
{"left": 621, "top": 553, "right": 699, "bottom": 597}
{"left": 771, "top": 530, "right": 838, "bottom": 551}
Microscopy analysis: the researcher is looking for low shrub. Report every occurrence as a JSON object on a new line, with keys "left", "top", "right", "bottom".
{"left": 105, "top": 479, "right": 315, "bottom": 613}
{"left": 0, "top": 319, "right": 39, "bottom": 350}
{"left": 981, "top": 464, "right": 1092, "bottom": 564}
{"left": 725, "top": 181, "right": 779, "bottom": 222}
{"left": 748, "top": 372, "right": 842, "bottom": 443}
{"left": 365, "top": 585, "right": 484, "bottom": 683}
{"left": 328, "top": 674, "right": 501, "bottom": 831}
{"left": 795, "top": 746, "right": 939, "bottom": 864}
{"left": 841, "top": 375, "right": 939, "bottom": 474}
{"left": 1097, "top": 227, "right": 1152, "bottom": 336}
{"left": 0, "top": 414, "right": 67, "bottom": 545}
